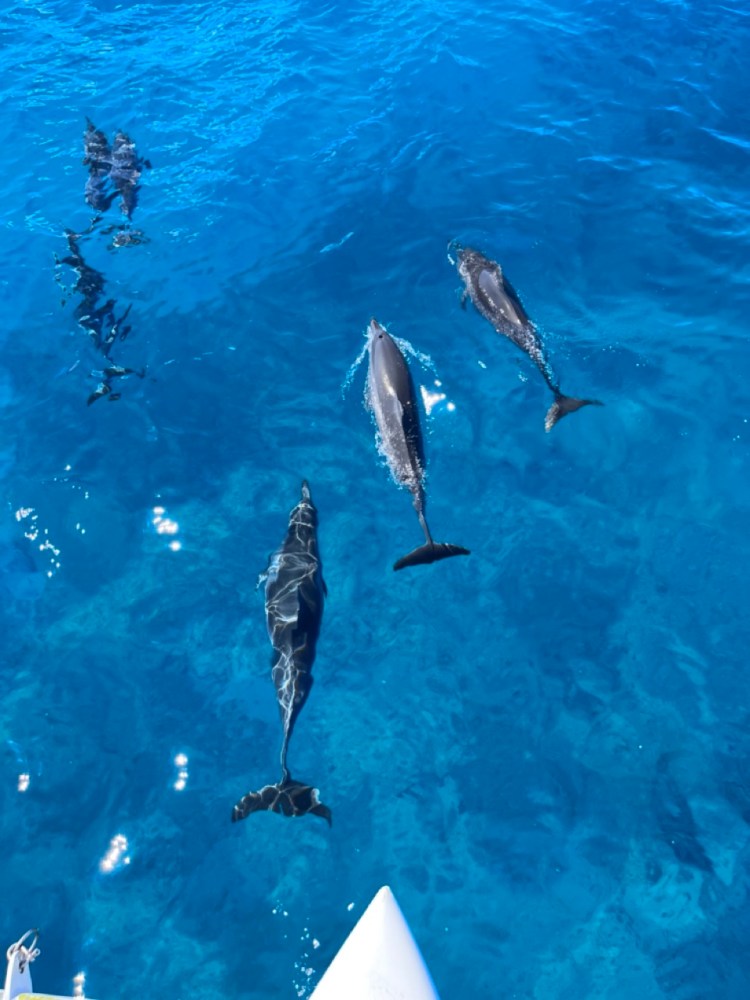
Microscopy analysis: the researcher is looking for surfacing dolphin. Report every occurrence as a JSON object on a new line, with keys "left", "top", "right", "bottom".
{"left": 232, "top": 481, "right": 331, "bottom": 825}
{"left": 452, "top": 244, "right": 602, "bottom": 431}
{"left": 365, "top": 318, "right": 470, "bottom": 571}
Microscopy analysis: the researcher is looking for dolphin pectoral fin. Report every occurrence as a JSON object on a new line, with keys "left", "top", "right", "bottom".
{"left": 545, "top": 394, "right": 603, "bottom": 433}
{"left": 393, "top": 541, "right": 470, "bottom": 571}
{"left": 459, "top": 288, "right": 469, "bottom": 310}
{"left": 231, "top": 778, "right": 331, "bottom": 825}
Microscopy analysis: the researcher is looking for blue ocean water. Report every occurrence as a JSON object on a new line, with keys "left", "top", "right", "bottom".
{"left": 1, "top": 0, "right": 749, "bottom": 996}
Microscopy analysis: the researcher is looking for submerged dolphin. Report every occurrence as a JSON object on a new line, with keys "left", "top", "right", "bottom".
{"left": 232, "top": 481, "right": 331, "bottom": 825}
{"left": 109, "top": 131, "right": 150, "bottom": 220}
{"left": 453, "top": 245, "right": 602, "bottom": 431}
{"left": 83, "top": 118, "right": 115, "bottom": 213}
{"left": 653, "top": 753, "right": 713, "bottom": 873}
{"left": 86, "top": 365, "right": 145, "bottom": 406}
{"left": 58, "top": 232, "right": 133, "bottom": 356}
{"left": 365, "top": 318, "right": 470, "bottom": 571}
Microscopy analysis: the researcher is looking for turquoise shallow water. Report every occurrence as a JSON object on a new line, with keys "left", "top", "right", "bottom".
{"left": 1, "top": 1, "right": 750, "bottom": 997}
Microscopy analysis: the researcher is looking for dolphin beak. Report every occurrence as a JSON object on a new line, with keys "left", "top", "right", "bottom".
{"left": 300, "top": 480, "right": 312, "bottom": 502}
{"left": 367, "top": 317, "right": 384, "bottom": 340}
{"left": 447, "top": 238, "right": 462, "bottom": 265}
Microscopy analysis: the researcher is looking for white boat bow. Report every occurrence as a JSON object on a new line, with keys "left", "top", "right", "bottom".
{"left": 311, "top": 885, "right": 441, "bottom": 999}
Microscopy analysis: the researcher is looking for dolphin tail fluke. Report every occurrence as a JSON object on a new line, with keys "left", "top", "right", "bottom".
{"left": 231, "top": 777, "right": 331, "bottom": 826}
{"left": 393, "top": 541, "right": 470, "bottom": 572}
{"left": 545, "top": 394, "right": 603, "bottom": 432}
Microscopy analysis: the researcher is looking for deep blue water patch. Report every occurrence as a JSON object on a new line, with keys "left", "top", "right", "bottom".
{"left": 1, "top": 0, "right": 750, "bottom": 997}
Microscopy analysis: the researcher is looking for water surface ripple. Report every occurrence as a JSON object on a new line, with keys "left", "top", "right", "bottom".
{"left": 1, "top": 1, "right": 749, "bottom": 997}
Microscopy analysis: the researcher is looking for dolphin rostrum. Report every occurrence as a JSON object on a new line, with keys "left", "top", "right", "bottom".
{"left": 365, "top": 318, "right": 470, "bottom": 571}
{"left": 453, "top": 244, "right": 602, "bottom": 431}
{"left": 232, "top": 481, "right": 331, "bottom": 825}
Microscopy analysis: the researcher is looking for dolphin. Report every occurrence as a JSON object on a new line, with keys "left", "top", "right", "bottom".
{"left": 86, "top": 382, "right": 116, "bottom": 406}
{"left": 60, "top": 230, "right": 105, "bottom": 308}
{"left": 232, "top": 481, "right": 331, "bottom": 825}
{"left": 100, "top": 303, "right": 133, "bottom": 357}
{"left": 102, "top": 224, "right": 150, "bottom": 250}
{"left": 86, "top": 365, "right": 145, "bottom": 406}
{"left": 58, "top": 231, "right": 143, "bottom": 405}
{"left": 59, "top": 233, "right": 129, "bottom": 355}
{"left": 59, "top": 231, "right": 113, "bottom": 352}
{"left": 109, "top": 131, "right": 150, "bottom": 221}
{"left": 653, "top": 753, "right": 713, "bottom": 873}
{"left": 83, "top": 118, "right": 115, "bottom": 214}
{"left": 453, "top": 244, "right": 602, "bottom": 431}
{"left": 365, "top": 318, "right": 470, "bottom": 571}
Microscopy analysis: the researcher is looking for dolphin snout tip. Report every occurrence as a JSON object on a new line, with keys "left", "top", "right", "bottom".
{"left": 447, "top": 238, "right": 463, "bottom": 264}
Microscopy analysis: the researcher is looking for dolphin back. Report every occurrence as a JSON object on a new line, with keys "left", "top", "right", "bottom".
{"left": 367, "top": 320, "right": 426, "bottom": 484}
{"left": 231, "top": 777, "right": 331, "bottom": 825}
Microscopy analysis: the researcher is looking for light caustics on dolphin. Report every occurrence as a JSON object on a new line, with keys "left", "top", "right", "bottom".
{"left": 451, "top": 243, "right": 602, "bottom": 431}
{"left": 109, "top": 130, "right": 151, "bottom": 221}
{"left": 232, "top": 481, "right": 331, "bottom": 825}
{"left": 83, "top": 119, "right": 151, "bottom": 224}
{"left": 364, "top": 318, "right": 470, "bottom": 572}
{"left": 82, "top": 119, "right": 151, "bottom": 253}
{"left": 83, "top": 118, "right": 117, "bottom": 215}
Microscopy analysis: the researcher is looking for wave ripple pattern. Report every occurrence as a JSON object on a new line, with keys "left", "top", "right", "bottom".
{"left": 1, "top": 1, "right": 749, "bottom": 998}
